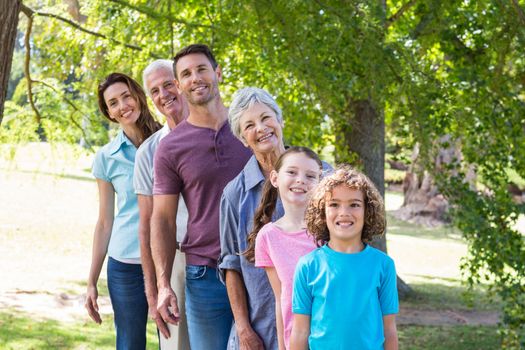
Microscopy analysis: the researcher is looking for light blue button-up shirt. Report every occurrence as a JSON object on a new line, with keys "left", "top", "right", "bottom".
{"left": 92, "top": 129, "right": 140, "bottom": 260}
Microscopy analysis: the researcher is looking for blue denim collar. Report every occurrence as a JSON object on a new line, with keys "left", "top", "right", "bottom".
{"left": 243, "top": 155, "right": 266, "bottom": 192}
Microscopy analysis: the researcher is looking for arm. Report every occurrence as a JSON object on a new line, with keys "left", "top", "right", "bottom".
{"left": 265, "top": 267, "right": 285, "bottom": 350}
{"left": 289, "top": 314, "right": 310, "bottom": 350}
{"left": 137, "top": 194, "right": 170, "bottom": 338}
{"left": 85, "top": 179, "right": 114, "bottom": 324}
{"left": 225, "top": 271, "right": 264, "bottom": 350}
{"left": 383, "top": 314, "right": 398, "bottom": 350}
{"left": 151, "top": 193, "right": 179, "bottom": 325}
{"left": 219, "top": 191, "right": 263, "bottom": 350}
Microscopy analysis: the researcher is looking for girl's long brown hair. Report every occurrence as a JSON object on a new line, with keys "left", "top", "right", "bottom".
{"left": 97, "top": 72, "right": 161, "bottom": 145}
{"left": 244, "top": 146, "right": 322, "bottom": 263}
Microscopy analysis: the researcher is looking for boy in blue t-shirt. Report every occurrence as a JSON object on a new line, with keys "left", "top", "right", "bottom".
{"left": 291, "top": 166, "right": 399, "bottom": 350}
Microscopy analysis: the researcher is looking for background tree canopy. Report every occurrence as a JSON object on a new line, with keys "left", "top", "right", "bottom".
{"left": 2, "top": 0, "right": 525, "bottom": 347}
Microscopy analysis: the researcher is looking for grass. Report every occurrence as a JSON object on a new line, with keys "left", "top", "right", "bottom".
{"left": 401, "top": 277, "right": 500, "bottom": 311}
{"left": 0, "top": 309, "right": 158, "bottom": 350}
{"left": 399, "top": 325, "right": 500, "bottom": 350}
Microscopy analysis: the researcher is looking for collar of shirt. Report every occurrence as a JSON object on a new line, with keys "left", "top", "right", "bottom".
{"left": 243, "top": 155, "right": 266, "bottom": 192}
{"left": 109, "top": 129, "right": 135, "bottom": 155}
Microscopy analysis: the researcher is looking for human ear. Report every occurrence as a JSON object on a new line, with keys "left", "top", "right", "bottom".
{"left": 215, "top": 65, "right": 223, "bottom": 82}
{"left": 270, "top": 170, "right": 279, "bottom": 188}
{"left": 175, "top": 78, "right": 182, "bottom": 94}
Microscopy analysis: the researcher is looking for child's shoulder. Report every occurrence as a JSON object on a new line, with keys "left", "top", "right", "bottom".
{"left": 297, "top": 245, "right": 326, "bottom": 264}
{"left": 255, "top": 222, "right": 279, "bottom": 241}
{"left": 366, "top": 245, "right": 396, "bottom": 266}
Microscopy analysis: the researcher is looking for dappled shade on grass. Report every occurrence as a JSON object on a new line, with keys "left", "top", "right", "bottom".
{"left": 0, "top": 309, "right": 158, "bottom": 350}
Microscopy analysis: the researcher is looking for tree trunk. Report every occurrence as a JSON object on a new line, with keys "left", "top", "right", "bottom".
{"left": 345, "top": 98, "right": 412, "bottom": 298}
{"left": 393, "top": 143, "right": 450, "bottom": 226}
{"left": 0, "top": 0, "right": 21, "bottom": 126}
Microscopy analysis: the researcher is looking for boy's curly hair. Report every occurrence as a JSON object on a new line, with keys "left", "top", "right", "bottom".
{"left": 306, "top": 165, "right": 386, "bottom": 244}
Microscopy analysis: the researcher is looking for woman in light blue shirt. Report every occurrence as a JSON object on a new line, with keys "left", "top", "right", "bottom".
{"left": 85, "top": 72, "right": 161, "bottom": 350}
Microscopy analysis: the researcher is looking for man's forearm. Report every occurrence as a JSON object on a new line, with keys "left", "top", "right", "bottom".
{"left": 139, "top": 222, "right": 158, "bottom": 299}
{"left": 151, "top": 214, "right": 177, "bottom": 288}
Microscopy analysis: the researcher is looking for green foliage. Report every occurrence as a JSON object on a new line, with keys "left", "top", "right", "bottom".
{"left": 5, "top": 0, "right": 525, "bottom": 345}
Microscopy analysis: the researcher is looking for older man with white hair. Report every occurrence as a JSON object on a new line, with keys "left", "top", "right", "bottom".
{"left": 133, "top": 59, "right": 189, "bottom": 349}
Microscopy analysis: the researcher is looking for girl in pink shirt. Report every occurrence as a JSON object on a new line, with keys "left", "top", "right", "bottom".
{"left": 244, "top": 146, "right": 322, "bottom": 350}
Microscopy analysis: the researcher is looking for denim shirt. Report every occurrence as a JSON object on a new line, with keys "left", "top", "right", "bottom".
{"left": 92, "top": 129, "right": 140, "bottom": 260}
{"left": 219, "top": 155, "right": 282, "bottom": 350}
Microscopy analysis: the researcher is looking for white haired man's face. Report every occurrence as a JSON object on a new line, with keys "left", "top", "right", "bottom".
{"left": 145, "top": 67, "right": 184, "bottom": 123}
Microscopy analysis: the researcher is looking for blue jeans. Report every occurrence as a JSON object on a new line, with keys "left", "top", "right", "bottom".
{"left": 185, "top": 265, "right": 233, "bottom": 350}
{"left": 107, "top": 257, "right": 148, "bottom": 350}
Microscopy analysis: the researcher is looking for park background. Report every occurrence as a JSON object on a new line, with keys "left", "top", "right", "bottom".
{"left": 1, "top": 0, "right": 524, "bottom": 349}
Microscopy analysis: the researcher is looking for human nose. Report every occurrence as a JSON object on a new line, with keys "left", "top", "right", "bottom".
{"left": 159, "top": 87, "right": 169, "bottom": 98}
{"left": 338, "top": 205, "right": 351, "bottom": 216}
{"left": 296, "top": 173, "right": 307, "bottom": 184}
{"left": 255, "top": 121, "right": 267, "bottom": 132}
{"left": 118, "top": 99, "right": 128, "bottom": 111}
{"left": 190, "top": 70, "right": 202, "bottom": 83}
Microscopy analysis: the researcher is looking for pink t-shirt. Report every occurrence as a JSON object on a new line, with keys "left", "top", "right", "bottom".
{"left": 255, "top": 222, "right": 317, "bottom": 349}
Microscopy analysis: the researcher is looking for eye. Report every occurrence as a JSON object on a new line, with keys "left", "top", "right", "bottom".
{"left": 351, "top": 203, "right": 362, "bottom": 208}
{"left": 286, "top": 170, "right": 296, "bottom": 175}
{"left": 244, "top": 123, "right": 254, "bottom": 131}
{"left": 108, "top": 100, "right": 117, "bottom": 107}
{"left": 328, "top": 202, "right": 338, "bottom": 208}
{"left": 164, "top": 82, "right": 174, "bottom": 88}
{"left": 150, "top": 88, "right": 158, "bottom": 96}
{"left": 307, "top": 174, "right": 317, "bottom": 179}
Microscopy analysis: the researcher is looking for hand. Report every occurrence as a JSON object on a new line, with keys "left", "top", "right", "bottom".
{"left": 157, "top": 286, "right": 180, "bottom": 325}
{"left": 147, "top": 293, "right": 170, "bottom": 339}
{"left": 85, "top": 285, "right": 102, "bottom": 324}
{"left": 238, "top": 326, "right": 265, "bottom": 350}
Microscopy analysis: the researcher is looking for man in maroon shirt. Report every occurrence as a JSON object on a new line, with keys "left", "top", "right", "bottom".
{"left": 151, "top": 44, "right": 251, "bottom": 350}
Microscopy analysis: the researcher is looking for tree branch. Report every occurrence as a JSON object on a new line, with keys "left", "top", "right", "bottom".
{"left": 19, "top": 3, "right": 162, "bottom": 58}
{"left": 510, "top": 0, "right": 525, "bottom": 26}
{"left": 22, "top": 11, "right": 44, "bottom": 136}
{"left": 107, "top": 0, "right": 215, "bottom": 29}
{"left": 385, "top": 0, "right": 417, "bottom": 29}
{"left": 32, "top": 79, "right": 95, "bottom": 151}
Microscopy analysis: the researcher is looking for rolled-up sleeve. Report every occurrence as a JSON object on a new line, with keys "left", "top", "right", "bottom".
{"left": 218, "top": 188, "right": 241, "bottom": 284}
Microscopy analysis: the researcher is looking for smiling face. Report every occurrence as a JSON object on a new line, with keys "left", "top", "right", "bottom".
{"left": 145, "top": 67, "right": 184, "bottom": 124}
{"left": 325, "top": 185, "right": 365, "bottom": 247}
{"left": 238, "top": 102, "right": 284, "bottom": 155}
{"left": 270, "top": 152, "right": 321, "bottom": 207}
{"left": 103, "top": 82, "right": 141, "bottom": 126}
{"left": 174, "top": 53, "right": 221, "bottom": 106}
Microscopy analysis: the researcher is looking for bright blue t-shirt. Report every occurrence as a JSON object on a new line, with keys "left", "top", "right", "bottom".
{"left": 92, "top": 129, "right": 140, "bottom": 260}
{"left": 292, "top": 244, "right": 399, "bottom": 350}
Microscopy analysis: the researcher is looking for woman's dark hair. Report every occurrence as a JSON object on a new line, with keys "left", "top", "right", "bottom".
{"left": 244, "top": 146, "right": 322, "bottom": 263}
{"left": 306, "top": 165, "right": 386, "bottom": 246}
{"left": 97, "top": 72, "right": 161, "bottom": 145}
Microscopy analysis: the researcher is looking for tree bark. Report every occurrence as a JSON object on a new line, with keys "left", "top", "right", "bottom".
{"left": 0, "top": 0, "right": 21, "bottom": 126}
{"left": 394, "top": 143, "right": 450, "bottom": 226}
{"left": 345, "top": 98, "right": 412, "bottom": 298}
